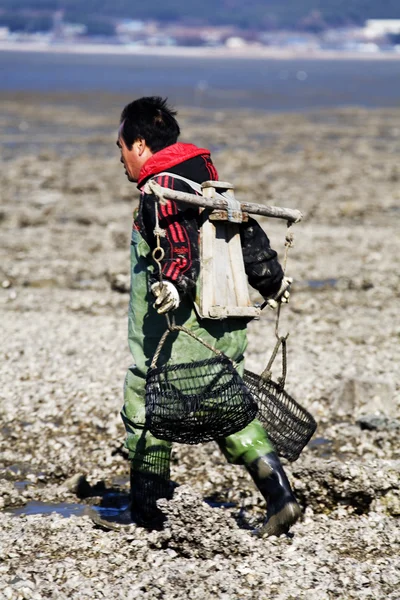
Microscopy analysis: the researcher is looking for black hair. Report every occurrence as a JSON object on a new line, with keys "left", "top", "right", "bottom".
{"left": 120, "top": 96, "right": 180, "bottom": 153}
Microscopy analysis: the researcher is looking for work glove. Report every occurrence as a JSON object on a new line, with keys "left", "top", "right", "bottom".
{"left": 265, "top": 276, "right": 293, "bottom": 310}
{"left": 151, "top": 281, "right": 180, "bottom": 314}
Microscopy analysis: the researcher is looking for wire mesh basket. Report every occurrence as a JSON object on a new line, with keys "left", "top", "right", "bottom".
{"left": 244, "top": 336, "right": 317, "bottom": 462}
{"left": 145, "top": 325, "right": 258, "bottom": 445}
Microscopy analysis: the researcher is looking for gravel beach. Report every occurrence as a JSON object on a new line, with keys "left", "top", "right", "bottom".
{"left": 1, "top": 92, "right": 399, "bottom": 599}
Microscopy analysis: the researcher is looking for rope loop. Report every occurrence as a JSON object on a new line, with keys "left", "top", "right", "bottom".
{"left": 260, "top": 333, "right": 289, "bottom": 389}
{"left": 151, "top": 193, "right": 167, "bottom": 283}
{"left": 150, "top": 314, "right": 237, "bottom": 370}
{"left": 152, "top": 247, "right": 165, "bottom": 263}
{"left": 273, "top": 220, "right": 294, "bottom": 339}
{"left": 285, "top": 227, "right": 294, "bottom": 249}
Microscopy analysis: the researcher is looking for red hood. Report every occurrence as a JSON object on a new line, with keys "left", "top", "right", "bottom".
{"left": 137, "top": 142, "right": 211, "bottom": 187}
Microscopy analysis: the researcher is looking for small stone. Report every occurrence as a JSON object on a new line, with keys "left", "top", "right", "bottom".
{"left": 357, "top": 415, "right": 400, "bottom": 431}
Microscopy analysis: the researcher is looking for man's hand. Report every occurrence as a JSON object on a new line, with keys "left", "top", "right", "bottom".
{"left": 151, "top": 281, "right": 180, "bottom": 314}
{"left": 265, "top": 276, "right": 293, "bottom": 310}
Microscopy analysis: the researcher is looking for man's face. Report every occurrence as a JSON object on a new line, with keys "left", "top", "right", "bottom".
{"left": 116, "top": 122, "right": 147, "bottom": 183}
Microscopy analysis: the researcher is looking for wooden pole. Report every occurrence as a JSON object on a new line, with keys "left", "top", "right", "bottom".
{"left": 146, "top": 180, "right": 303, "bottom": 223}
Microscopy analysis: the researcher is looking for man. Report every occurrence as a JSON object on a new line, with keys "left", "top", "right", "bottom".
{"left": 117, "top": 96, "right": 300, "bottom": 536}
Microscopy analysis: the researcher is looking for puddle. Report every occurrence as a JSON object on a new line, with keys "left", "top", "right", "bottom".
{"left": 87, "top": 503, "right": 131, "bottom": 524}
{"left": 14, "top": 480, "right": 32, "bottom": 491}
{"left": 205, "top": 499, "right": 236, "bottom": 509}
{"left": 308, "top": 437, "right": 334, "bottom": 458}
{"left": 307, "top": 278, "right": 338, "bottom": 290}
{"left": 6, "top": 487, "right": 132, "bottom": 522}
{"left": 0, "top": 464, "right": 33, "bottom": 479}
{"left": 81, "top": 492, "right": 130, "bottom": 525}
{"left": 1, "top": 464, "right": 47, "bottom": 487}
{"left": 5, "top": 465, "right": 24, "bottom": 476}
{"left": 308, "top": 436, "right": 332, "bottom": 447}
{"left": 110, "top": 476, "right": 129, "bottom": 488}
{"left": 5, "top": 488, "right": 235, "bottom": 522}
{"left": 8, "top": 501, "right": 86, "bottom": 518}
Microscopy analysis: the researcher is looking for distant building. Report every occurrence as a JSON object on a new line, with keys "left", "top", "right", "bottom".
{"left": 115, "top": 20, "right": 145, "bottom": 36}
{"left": 225, "top": 36, "right": 247, "bottom": 49}
{"left": 364, "top": 20, "right": 400, "bottom": 39}
{"left": 61, "top": 24, "right": 87, "bottom": 39}
{"left": 0, "top": 27, "right": 9, "bottom": 40}
{"left": 159, "top": 24, "right": 236, "bottom": 47}
{"left": 259, "top": 30, "right": 320, "bottom": 51}
{"left": 51, "top": 10, "right": 87, "bottom": 41}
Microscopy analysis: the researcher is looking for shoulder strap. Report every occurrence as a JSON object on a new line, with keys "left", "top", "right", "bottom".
{"left": 152, "top": 172, "right": 203, "bottom": 195}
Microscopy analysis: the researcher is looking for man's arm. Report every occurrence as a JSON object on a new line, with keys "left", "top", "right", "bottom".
{"left": 240, "top": 217, "right": 284, "bottom": 299}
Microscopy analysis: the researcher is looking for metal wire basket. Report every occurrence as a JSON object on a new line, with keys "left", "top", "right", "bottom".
{"left": 145, "top": 325, "right": 258, "bottom": 445}
{"left": 244, "top": 336, "right": 317, "bottom": 462}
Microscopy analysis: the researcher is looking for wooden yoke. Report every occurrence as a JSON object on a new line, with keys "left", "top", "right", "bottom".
{"left": 146, "top": 178, "right": 303, "bottom": 320}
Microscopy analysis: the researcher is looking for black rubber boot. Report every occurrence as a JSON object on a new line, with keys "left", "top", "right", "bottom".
{"left": 87, "top": 470, "right": 173, "bottom": 531}
{"left": 246, "top": 452, "right": 301, "bottom": 537}
{"left": 129, "top": 469, "right": 173, "bottom": 530}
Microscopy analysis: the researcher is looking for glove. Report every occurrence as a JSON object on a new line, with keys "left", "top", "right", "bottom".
{"left": 265, "top": 276, "right": 292, "bottom": 310}
{"left": 151, "top": 281, "right": 180, "bottom": 314}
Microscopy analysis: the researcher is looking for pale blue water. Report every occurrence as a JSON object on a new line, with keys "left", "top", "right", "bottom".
{"left": 1, "top": 50, "right": 400, "bottom": 110}
{"left": 9, "top": 501, "right": 86, "bottom": 518}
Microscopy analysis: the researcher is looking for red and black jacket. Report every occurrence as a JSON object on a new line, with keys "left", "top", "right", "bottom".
{"left": 135, "top": 142, "right": 283, "bottom": 299}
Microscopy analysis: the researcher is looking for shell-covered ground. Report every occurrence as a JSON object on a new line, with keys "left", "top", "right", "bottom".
{"left": 0, "top": 92, "right": 399, "bottom": 599}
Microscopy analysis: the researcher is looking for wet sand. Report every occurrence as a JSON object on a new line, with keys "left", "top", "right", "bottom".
{"left": 0, "top": 93, "right": 399, "bottom": 598}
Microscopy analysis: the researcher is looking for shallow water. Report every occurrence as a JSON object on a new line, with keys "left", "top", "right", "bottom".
{"left": 6, "top": 494, "right": 237, "bottom": 521}
{"left": 307, "top": 278, "right": 338, "bottom": 289}
{"left": 9, "top": 501, "right": 86, "bottom": 518}
{"left": 2, "top": 50, "right": 400, "bottom": 110}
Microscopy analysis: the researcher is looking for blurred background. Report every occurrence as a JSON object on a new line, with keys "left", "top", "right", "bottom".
{"left": 1, "top": 0, "right": 400, "bottom": 108}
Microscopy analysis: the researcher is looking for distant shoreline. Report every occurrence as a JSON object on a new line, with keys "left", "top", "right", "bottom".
{"left": 1, "top": 41, "right": 400, "bottom": 61}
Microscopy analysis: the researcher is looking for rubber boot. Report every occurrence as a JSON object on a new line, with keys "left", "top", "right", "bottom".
{"left": 246, "top": 452, "right": 301, "bottom": 537}
{"left": 87, "top": 469, "right": 173, "bottom": 531}
{"left": 129, "top": 468, "right": 173, "bottom": 530}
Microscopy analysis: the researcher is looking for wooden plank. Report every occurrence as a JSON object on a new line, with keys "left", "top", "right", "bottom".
{"left": 195, "top": 184, "right": 269, "bottom": 319}
{"left": 199, "top": 215, "right": 215, "bottom": 317}
{"left": 146, "top": 180, "right": 302, "bottom": 223}
{"left": 227, "top": 226, "right": 253, "bottom": 307}
{"left": 209, "top": 306, "right": 261, "bottom": 319}
{"left": 199, "top": 184, "right": 217, "bottom": 317}
{"left": 201, "top": 180, "right": 234, "bottom": 190}
{"left": 213, "top": 223, "right": 236, "bottom": 308}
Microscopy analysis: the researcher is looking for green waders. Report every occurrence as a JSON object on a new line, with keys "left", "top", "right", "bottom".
{"left": 122, "top": 228, "right": 274, "bottom": 524}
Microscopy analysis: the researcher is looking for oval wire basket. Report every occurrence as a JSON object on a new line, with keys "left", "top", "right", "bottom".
{"left": 145, "top": 323, "right": 258, "bottom": 445}
{"left": 244, "top": 335, "right": 317, "bottom": 462}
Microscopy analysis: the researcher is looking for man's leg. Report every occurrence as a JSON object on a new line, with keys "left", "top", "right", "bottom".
{"left": 218, "top": 419, "right": 301, "bottom": 536}
{"left": 121, "top": 366, "right": 173, "bottom": 529}
{"left": 123, "top": 425, "right": 173, "bottom": 529}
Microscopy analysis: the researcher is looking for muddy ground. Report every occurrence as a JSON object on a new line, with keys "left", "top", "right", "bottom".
{"left": 0, "top": 92, "right": 399, "bottom": 599}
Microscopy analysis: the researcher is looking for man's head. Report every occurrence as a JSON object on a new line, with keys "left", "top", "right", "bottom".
{"left": 117, "top": 96, "right": 180, "bottom": 182}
